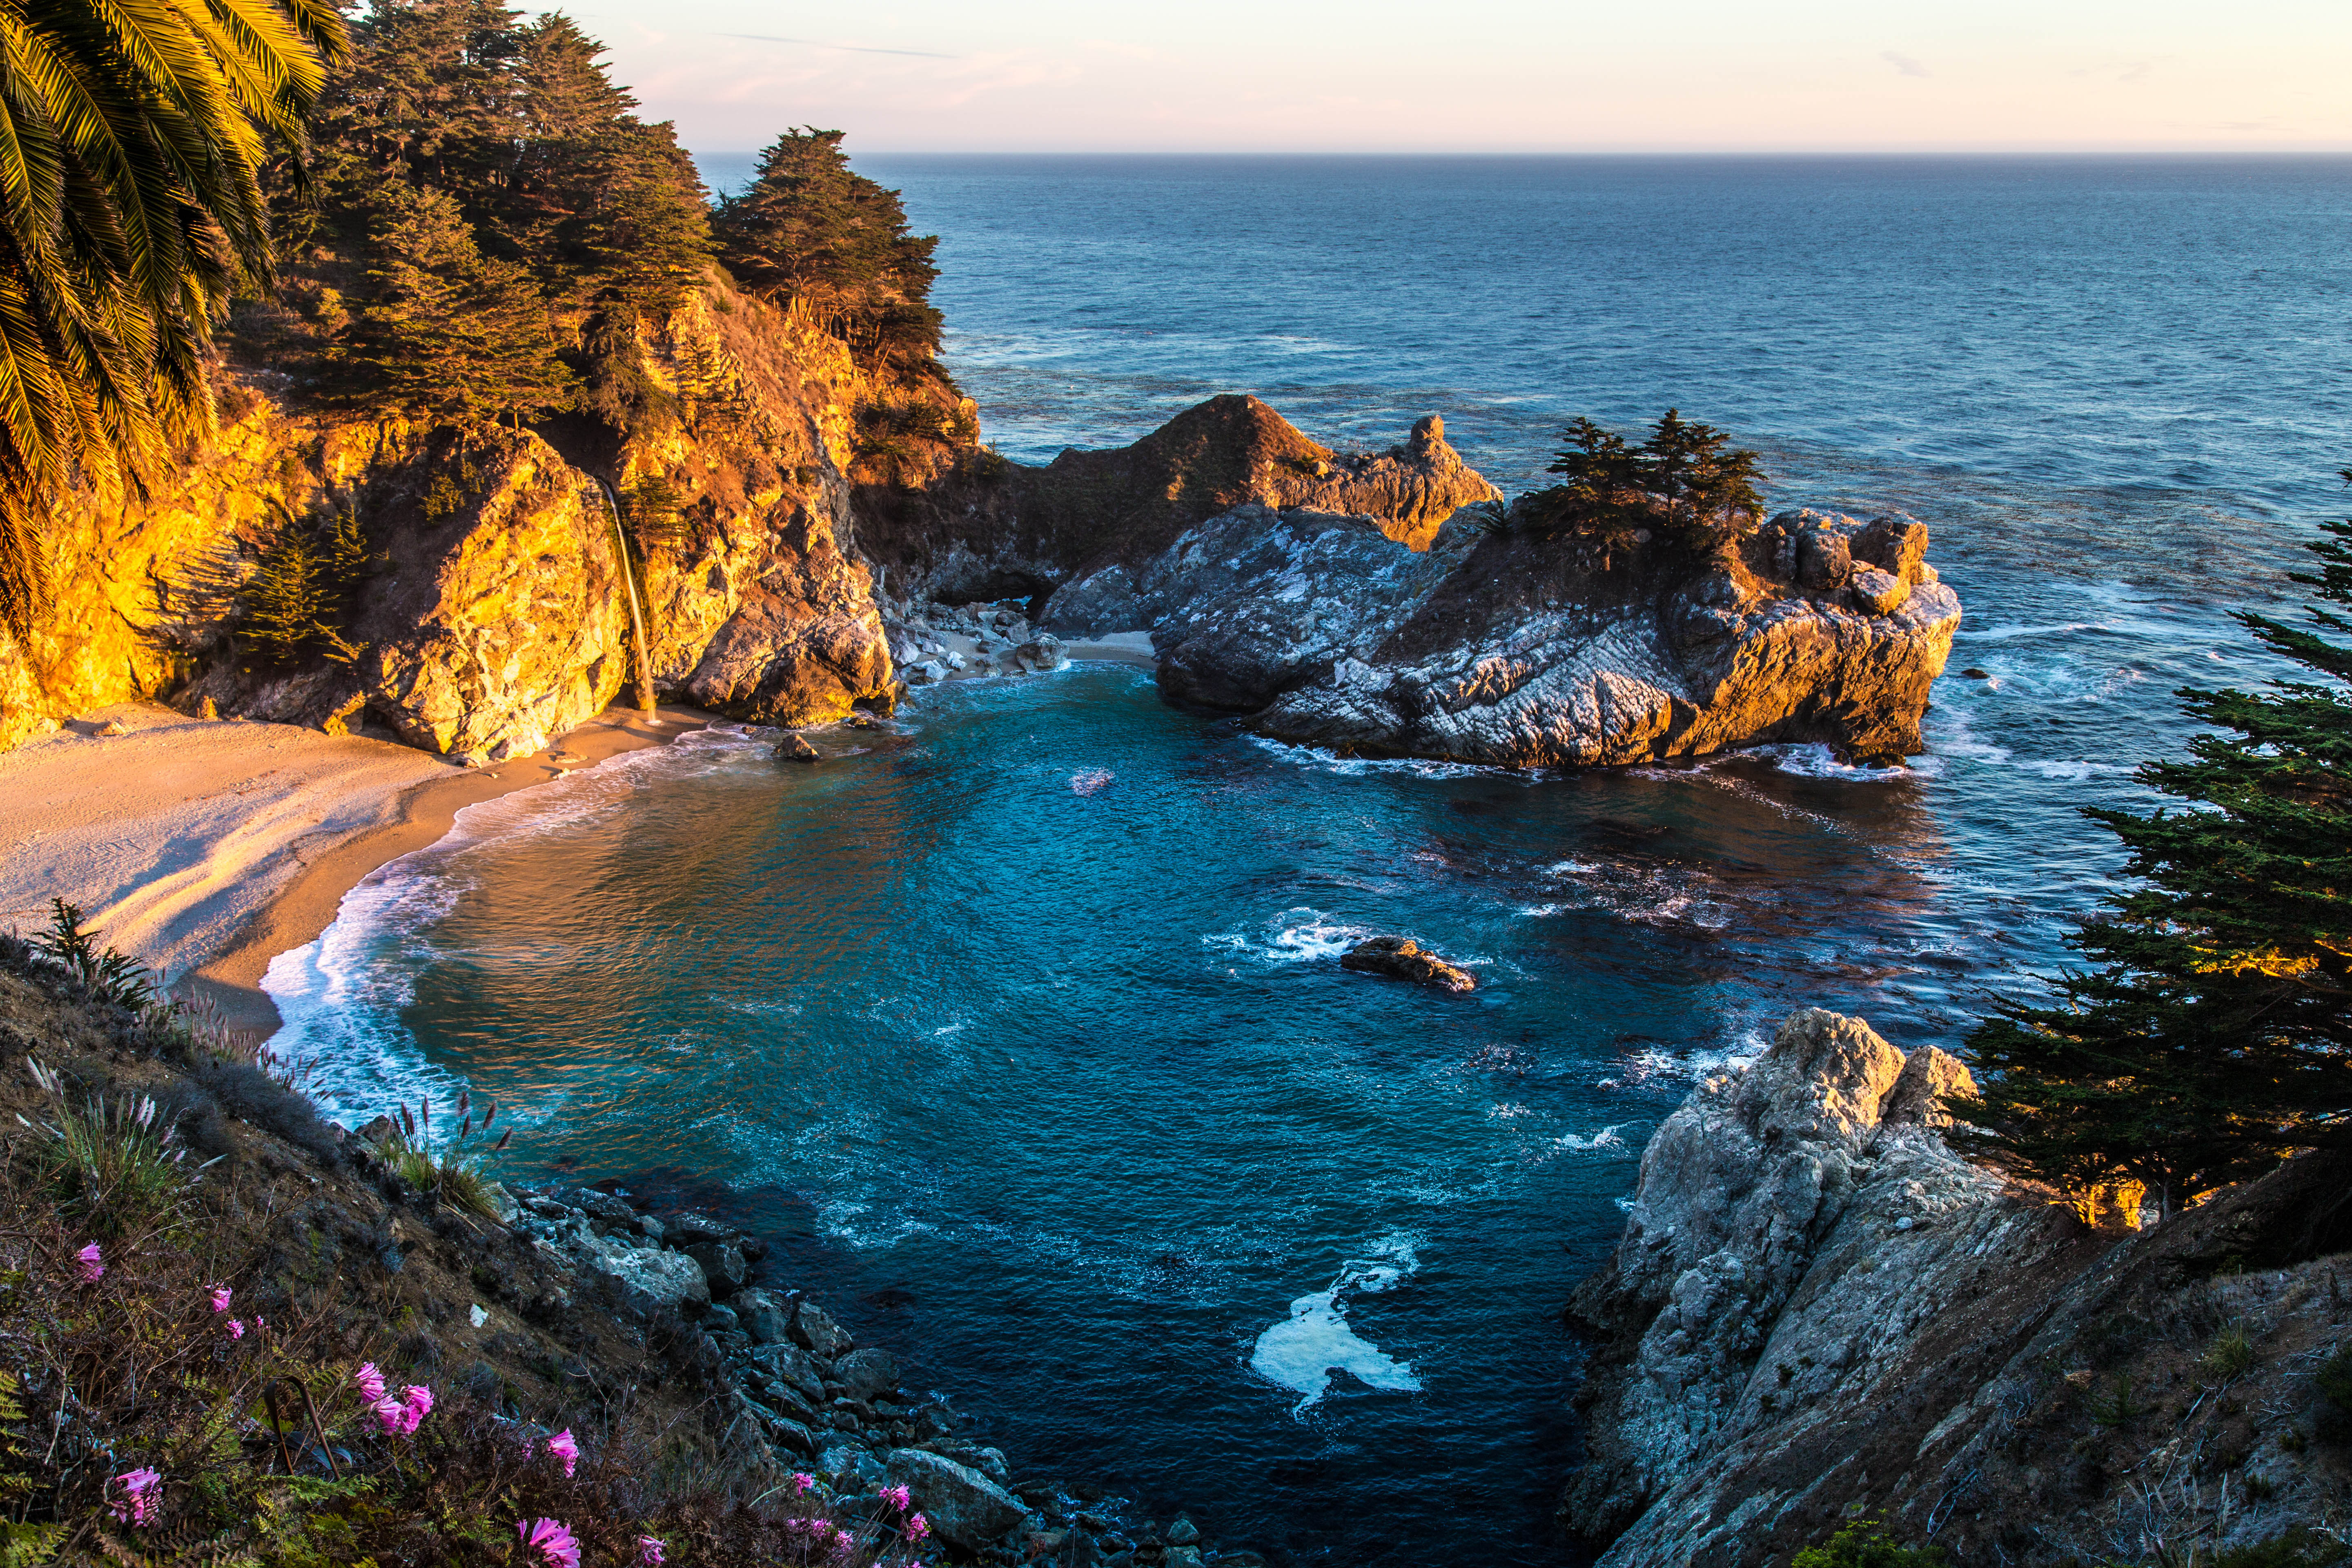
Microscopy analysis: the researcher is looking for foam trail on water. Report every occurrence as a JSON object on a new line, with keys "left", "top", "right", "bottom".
{"left": 1250, "top": 1234, "right": 1424, "bottom": 1414}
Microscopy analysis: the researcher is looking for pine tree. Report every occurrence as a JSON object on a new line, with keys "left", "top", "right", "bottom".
{"left": 332, "top": 187, "right": 577, "bottom": 423}
{"left": 712, "top": 129, "right": 943, "bottom": 375}
{"left": 1517, "top": 411, "right": 1766, "bottom": 566}
{"left": 1954, "top": 475, "right": 2352, "bottom": 1216}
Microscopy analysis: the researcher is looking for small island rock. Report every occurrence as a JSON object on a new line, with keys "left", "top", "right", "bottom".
{"left": 1340, "top": 935, "right": 1476, "bottom": 992}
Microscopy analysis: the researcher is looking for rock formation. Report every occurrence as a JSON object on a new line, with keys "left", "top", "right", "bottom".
{"left": 1042, "top": 502, "right": 1960, "bottom": 766}
{"left": 857, "top": 394, "right": 1501, "bottom": 606}
{"left": 1339, "top": 935, "right": 1477, "bottom": 992}
{"left": 1565, "top": 1008, "right": 2352, "bottom": 1566}
{"left": 0, "top": 280, "right": 896, "bottom": 760}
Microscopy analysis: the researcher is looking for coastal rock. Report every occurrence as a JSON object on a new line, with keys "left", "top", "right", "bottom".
{"left": 1339, "top": 935, "right": 1476, "bottom": 992}
{"left": 1042, "top": 502, "right": 1959, "bottom": 766}
{"left": 686, "top": 1239, "right": 748, "bottom": 1293}
{"left": 884, "top": 1449, "right": 1030, "bottom": 1552}
{"left": 773, "top": 735, "right": 822, "bottom": 764}
{"left": 579, "top": 1232, "right": 710, "bottom": 1315}
{"left": 834, "top": 1347, "right": 902, "bottom": 1402}
{"left": 862, "top": 394, "right": 1500, "bottom": 608}
{"left": 791, "top": 1299, "right": 854, "bottom": 1359}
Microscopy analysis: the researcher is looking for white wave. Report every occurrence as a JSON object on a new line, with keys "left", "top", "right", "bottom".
{"left": 1250, "top": 1233, "right": 1425, "bottom": 1414}
{"left": 1487, "top": 1102, "right": 1534, "bottom": 1120}
{"left": 1750, "top": 743, "right": 1920, "bottom": 782}
{"left": 1597, "top": 1034, "right": 1764, "bottom": 1091}
{"left": 1246, "top": 735, "right": 1507, "bottom": 781}
{"left": 1958, "top": 621, "right": 2110, "bottom": 642}
{"left": 1069, "top": 768, "right": 1115, "bottom": 795}
{"left": 1555, "top": 1124, "right": 1630, "bottom": 1152}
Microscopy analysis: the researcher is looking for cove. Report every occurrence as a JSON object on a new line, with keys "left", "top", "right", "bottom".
{"left": 265, "top": 662, "right": 2033, "bottom": 1564}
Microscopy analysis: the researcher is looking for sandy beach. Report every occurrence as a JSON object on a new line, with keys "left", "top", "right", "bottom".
{"left": 0, "top": 699, "right": 714, "bottom": 1035}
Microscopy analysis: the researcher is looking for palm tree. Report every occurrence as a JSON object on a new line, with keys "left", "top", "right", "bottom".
{"left": 0, "top": 0, "right": 347, "bottom": 646}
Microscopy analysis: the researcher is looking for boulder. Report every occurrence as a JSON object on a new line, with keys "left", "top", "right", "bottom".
{"left": 773, "top": 734, "right": 822, "bottom": 763}
{"left": 884, "top": 1449, "right": 1030, "bottom": 1552}
{"left": 1847, "top": 566, "right": 1908, "bottom": 615}
{"left": 1851, "top": 514, "right": 1931, "bottom": 584}
{"left": 1795, "top": 528, "right": 1851, "bottom": 591}
{"left": 1339, "top": 935, "right": 1476, "bottom": 993}
{"left": 833, "top": 1346, "right": 902, "bottom": 1402}
{"left": 581, "top": 1235, "right": 709, "bottom": 1315}
{"left": 733, "top": 1286, "right": 792, "bottom": 1345}
{"left": 791, "top": 1299, "right": 854, "bottom": 1359}
{"left": 686, "top": 1240, "right": 748, "bottom": 1293}
{"left": 751, "top": 1341, "right": 826, "bottom": 1401}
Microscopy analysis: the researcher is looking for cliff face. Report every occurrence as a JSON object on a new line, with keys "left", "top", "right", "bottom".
{"left": 1041, "top": 504, "right": 1960, "bottom": 766}
{"left": 858, "top": 394, "right": 1500, "bottom": 604}
{"left": 0, "top": 278, "right": 896, "bottom": 760}
{"left": 1567, "top": 1009, "right": 2352, "bottom": 1567}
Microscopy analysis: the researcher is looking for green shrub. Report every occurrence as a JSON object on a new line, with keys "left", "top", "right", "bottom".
{"left": 28, "top": 898, "right": 153, "bottom": 1010}
{"left": 23, "top": 1058, "right": 205, "bottom": 1236}
{"left": 1793, "top": 1518, "right": 1945, "bottom": 1568}
{"left": 2201, "top": 1530, "right": 2350, "bottom": 1568}
{"left": 2204, "top": 1321, "right": 2256, "bottom": 1380}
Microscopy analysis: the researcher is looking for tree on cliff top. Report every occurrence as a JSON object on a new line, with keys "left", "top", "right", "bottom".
{"left": 1518, "top": 410, "right": 1765, "bottom": 567}
{"left": 1953, "top": 474, "right": 2352, "bottom": 1218}
{"left": 0, "top": 0, "right": 348, "bottom": 647}
{"left": 327, "top": 187, "right": 577, "bottom": 423}
{"left": 711, "top": 129, "right": 944, "bottom": 379}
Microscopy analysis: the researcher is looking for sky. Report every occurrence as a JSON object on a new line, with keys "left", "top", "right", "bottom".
{"left": 546, "top": 0, "right": 2352, "bottom": 155}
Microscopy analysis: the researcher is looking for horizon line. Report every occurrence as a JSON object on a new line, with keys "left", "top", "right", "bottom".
{"left": 687, "top": 145, "right": 2352, "bottom": 160}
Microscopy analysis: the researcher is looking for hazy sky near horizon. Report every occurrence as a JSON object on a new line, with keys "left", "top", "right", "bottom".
{"left": 542, "top": 0, "right": 2350, "bottom": 155}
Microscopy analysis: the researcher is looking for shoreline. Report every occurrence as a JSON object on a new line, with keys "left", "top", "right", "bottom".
{"left": 0, "top": 698, "right": 717, "bottom": 1041}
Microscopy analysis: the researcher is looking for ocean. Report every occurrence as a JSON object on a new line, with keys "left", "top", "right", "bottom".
{"left": 266, "top": 156, "right": 2352, "bottom": 1564}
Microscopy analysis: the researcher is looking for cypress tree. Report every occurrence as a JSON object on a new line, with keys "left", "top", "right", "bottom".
{"left": 1954, "top": 476, "right": 2352, "bottom": 1217}
{"left": 332, "top": 187, "right": 577, "bottom": 424}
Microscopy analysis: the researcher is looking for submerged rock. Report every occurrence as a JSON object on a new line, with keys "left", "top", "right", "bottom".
{"left": 1339, "top": 935, "right": 1476, "bottom": 992}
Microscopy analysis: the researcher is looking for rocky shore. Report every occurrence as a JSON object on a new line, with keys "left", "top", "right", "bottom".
{"left": 1564, "top": 1009, "right": 2352, "bottom": 1566}
{"left": 473, "top": 1173, "right": 1256, "bottom": 1568}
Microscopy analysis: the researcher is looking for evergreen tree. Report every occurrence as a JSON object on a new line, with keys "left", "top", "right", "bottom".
{"left": 712, "top": 129, "right": 943, "bottom": 375}
{"left": 1954, "top": 476, "right": 2352, "bottom": 1216}
{"left": 331, "top": 188, "right": 577, "bottom": 423}
{"left": 1517, "top": 410, "right": 1766, "bottom": 565}
{"left": 236, "top": 504, "right": 376, "bottom": 665}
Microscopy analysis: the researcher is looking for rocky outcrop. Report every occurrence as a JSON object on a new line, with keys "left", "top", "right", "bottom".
{"left": 1, "top": 279, "right": 895, "bottom": 760}
{"left": 1340, "top": 935, "right": 1476, "bottom": 992}
{"left": 859, "top": 394, "right": 1500, "bottom": 605}
{"left": 1041, "top": 503, "right": 1960, "bottom": 766}
{"left": 1564, "top": 1008, "right": 2352, "bottom": 1567}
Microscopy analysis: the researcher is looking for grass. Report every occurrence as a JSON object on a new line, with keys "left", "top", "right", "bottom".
{"left": 2204, "top": 1322, "right": 2257, "bottom": 1382}
{"left": 20, "top": 1057, "right": 205, "bottom": 1237}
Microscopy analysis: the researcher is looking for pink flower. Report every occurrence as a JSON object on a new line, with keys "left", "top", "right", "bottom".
{"left": 225, "top": 1319, "right": 245, "bottom": 1340}
{"left": 879, "top": 1483, "right": 911, "bottom": 1512}
{"left": 77, "top": 1243, "right": 103, "bottom": 1283}
{"left": 209, "top": 1286, "right": 231, "bottom": 1312}
{"left": 354, "top": 1362, "right": 387, "bottom": 1403}
{"left": 833, "top": 1528, "right": 855, "bottom": 1553}
{"left": 791, "top": 1471, "right": 815, "bottom": 1495}
{"left": 520, "top": 1518, "right": 581, "bottom": 1568}
{"left": 107, "top": 1467, "right": 161, "bottom": 1526}
{"left": 548, "top": 1428, "right": 578, "bottom": 1477}
{"left": 637, "top": 1538, "right": 666, "bottom": 1566}
{"left": 906, "top": 1513, "right": 930, "bottom": 1543}
{"left": 374, "top": 1385, "right": 433, "bottom": 1435}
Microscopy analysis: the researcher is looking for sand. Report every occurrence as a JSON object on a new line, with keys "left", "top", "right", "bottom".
{"left": 0, "top": 699, "right": 711, "bottom": 1033}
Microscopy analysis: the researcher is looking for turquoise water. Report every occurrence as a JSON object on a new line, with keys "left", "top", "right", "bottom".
{"left": 274, "top": 158, "right": 2352, "bottom": 1563}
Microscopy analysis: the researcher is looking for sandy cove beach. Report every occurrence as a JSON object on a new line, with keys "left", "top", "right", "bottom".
{"left": 0, "top": 699, "right": 714, "bottom": 1036}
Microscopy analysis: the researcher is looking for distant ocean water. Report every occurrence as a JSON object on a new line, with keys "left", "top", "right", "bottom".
{"left": 270, "top": 157, "right": 2352, "bottom": 1564}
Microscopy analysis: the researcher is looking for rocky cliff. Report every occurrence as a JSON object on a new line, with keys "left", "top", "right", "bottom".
{"left": 1042, "top": 504, "right": 1960, "bottom": 766}
{"left": 0, "top": 278, "right": 896, "bottom": 760}
{"left": 857, "top": 394, "right": 1500, "bottom": 606}
{"left": 1566, "top": 1009, "right": 2352, "bottom": 1566}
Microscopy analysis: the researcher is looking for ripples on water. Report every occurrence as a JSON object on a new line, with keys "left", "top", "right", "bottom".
{"left": 272, "top": 157, "right": 2352, "bottom": 1564}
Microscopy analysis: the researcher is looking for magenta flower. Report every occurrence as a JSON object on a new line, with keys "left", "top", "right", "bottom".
{"left": 209, "top": 1286, "right": 231, "bottom": 1312}
{"left": 374, "top": 1384, "right": 433, "bottom": 1435}
{"left": 547, "top": 1428, "right": 578, "bottom": 1477}
{"left": 879, "top": 1483, "right": 911, "bottom": 1512}
{"left": 520, "top": 1518, "right": 581, "bottom": 1568}
{"left": 76, "top": 1243, "right": 103, "bottom": 1283}
{"left": 637, "top": 1538, "right": 666, "bottom": 1566}
{"left": 906, "top": 1513, "right": 930, "bottom": 1543}
{"left": 225, "top": 1319, "right": 245, "bottom": 1340}
{"left": 791, "top": 1471, "right": 815, "bottom": 1495}
{"left": 833, "top": 1527, "right": 855, "bottom": 1552}
{"left": 107, "top": 1468, "right": 161, "bottom": 1526}
{"left": 354, "top": 1363, "right": 387, "bottom": 1403}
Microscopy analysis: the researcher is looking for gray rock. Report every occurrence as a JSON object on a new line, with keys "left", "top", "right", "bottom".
{"left": 884, "top": 1449, "right": 1030, "bottom": 1553}
{"left": 686, "top": 1240, "right": 748, "bottom": 1293}
{"left": 819, "top": 1443, "right": 887, "bottom": 1491}
{"left": 733, "top": 1286, "right": 791, "bottom": 1345}
{"left": 578, "top": 1233, "right": 709, "bottom": 1314}
{"left": 1848, "top": 566, "right": 1909, "bottom": 615}
{"left": 834, "top": 1346, "right": 902, "bottom": 1402}
{"left": 663, "top": 1211, "right": 736, "bottom": 1245}
{"left": 1796, "top": 526, "right": 1851, "bottom": 590}
{"left": 767, "top": 1417, "right": 819, "bottom": 1457}
{"left": 700, "top": 1304, "right": 740, "bottom": 1334}
{"left": 1851, "top": 514, "right": 1931, "bottom": 584}
{"left": 1166, "top": 1549, "right": 1203, "bottom": 1568}
{"left": 791, "top": 1300, "right": 854, "bottom": 1359}
{"left": 774, "top": 734, "right": 822, "bottom": 763}
{"left": 1166, "top": 1517, "right": 1200, "bottom": 1546}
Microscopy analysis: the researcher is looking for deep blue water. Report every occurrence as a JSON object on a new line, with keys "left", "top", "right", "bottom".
{"left": 272, "top": 158, "right": 2352, "bottom": 1564}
